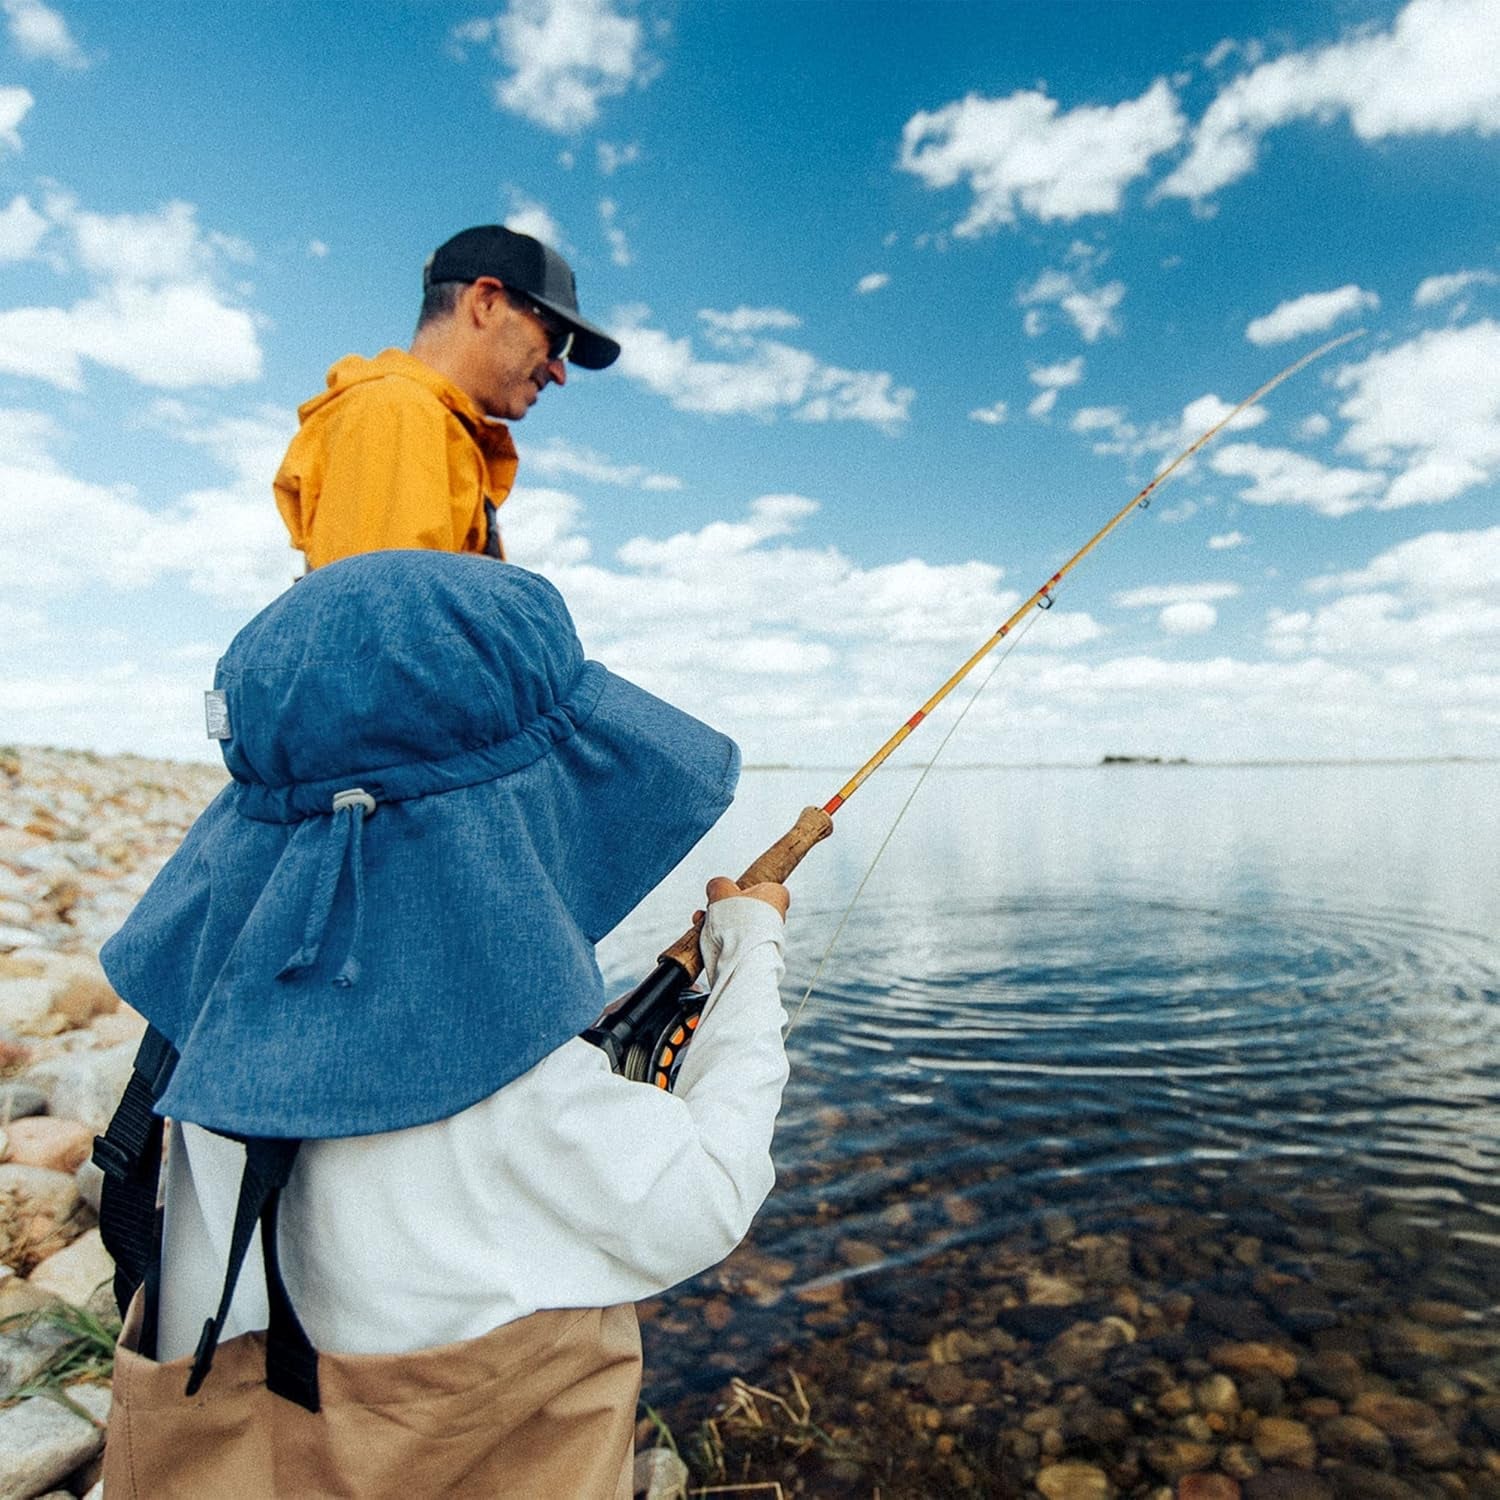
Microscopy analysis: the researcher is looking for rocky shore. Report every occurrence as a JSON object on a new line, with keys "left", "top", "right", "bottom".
{"left": 643, "top": 1182, "right": 1500, "bottom": 1498}
{"left": 0, "top": 744, "right": 227, "bottom": 1498}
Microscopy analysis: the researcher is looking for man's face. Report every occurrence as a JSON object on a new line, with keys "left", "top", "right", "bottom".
{"left": 472, "top": 282, "right": 568, "bottom": 421}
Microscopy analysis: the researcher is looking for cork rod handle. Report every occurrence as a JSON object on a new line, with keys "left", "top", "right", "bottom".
{"left": 655, "top": 805, "right": 834, "bottom": 980}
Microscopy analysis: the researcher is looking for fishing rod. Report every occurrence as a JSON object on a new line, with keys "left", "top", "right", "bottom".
{"left": 584, "top": 330, "right": 1363, "bottom": 1088}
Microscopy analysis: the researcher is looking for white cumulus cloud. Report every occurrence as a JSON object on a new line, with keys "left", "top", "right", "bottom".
{"left": 1116, "top": 582, "right": 1241, "bottom": 609}
{"left": 1159, "top": 601, "right": 1218, "bottom": 635}
{"left": 1413, "top": 269, "right": 1498, "bottom": 307}
{"left": 1334, "top": 320, "right": 1500, "bottom": 508}
{"left": 0, "top": 85, "right": 33, "bottom": 153}
{"left": 1210, "top": 443, "right": 1383, "bottom": 517}
{"left": 0, "top": 198, "right": 261, "bottom": 390}
{"left": 1158, "top": 0, "right": 1500, "bottom": 202}
{"left": 0, "top": 192, "right": 47, "bottom": 260}
{"left": 503, "top": 190, "right": 566, "bottom": 250}
{"left": 899, "top": 78, "right": 1186, "bottom": 233}
{"left": 599, "top": 196, "right": 630, "bottom": 266}
{"left": 3, "top": 0, "right": 85, "bottom": 66}
{"left": 698, "top": 306, "right": 802, "bottom": 338}
{"left": 519, "top": 436, "right": 681, "bottom": 491}
{"left": 1030, "top": 357, "right": 1085, "bottom": 389}
{"left": 455, "top": 0, "right": 651, "bottom": 134}
{"left": 1018, "top": 264, "right": 1126, "bottom": 342}
{"left": 1245, "top": 285, "right": 1378, "bottom": 346}
{"left": 856, "top": 272, "right": 890, "bottom": 295}
{"left": 613, "top": 308, "right": 913, "bottom": 428}
{"left": 0, "top": 402, "right": 295, "bottom": 605}
{"left": 1269, "top": 527, "right": 1500, "bottom": 663}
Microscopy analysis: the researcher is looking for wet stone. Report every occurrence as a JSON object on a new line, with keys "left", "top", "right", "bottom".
{"left": 1143, "top": 1436, "right": 1217, "bottom": 1480}
{"left": 1241, "top": 1472, "right": 1333, "bottom": 1500}
{"left": 997, "top": 1302, "right": 1079, "bottom": 1342}
{"left": 1251, "top": 1417, "right": 1316, "bottom": 1469}
{"left": 1301, "top": 1350, "right": 1364, "bottom": 1402}
{"left": 1210, "top": 1343, "right": 1299, "bottom": 1382}
{"left": 1044, "top": 1317, "right": 1135, "bottom": 1378}
{"left": 1196, "top": 1373, "right": 1241, "bottom": 1415}
{"left": 1237, "top": 1373, "right": 1287, "bottom": 1416}
{"left": 1323, "top": 1466, "right": 1423, "bottom": 1500}
{"left": 1316, "top": 1414, "right": 1391, "bottom": 1465}
{"left": 1197, "top": 1292, "right": 1282, "bottom": 1343}
{"left": 1034, "top": 1460, "right": 1111, "bottom": 1500}
{"left": 1267, "top": 1283, "right": 1339, "bottom": 1335}
{"left": 1179, "top": 1478, "right": 1243, "bottom": 1500}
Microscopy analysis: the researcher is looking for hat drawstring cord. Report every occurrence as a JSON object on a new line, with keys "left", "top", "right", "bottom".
{"left": 276, "top": 789, "right": 377, "bottom": 988}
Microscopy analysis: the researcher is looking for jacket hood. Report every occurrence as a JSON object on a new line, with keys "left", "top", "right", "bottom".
{"left": 298, "top": 349, "right": 488, "bottom": 427}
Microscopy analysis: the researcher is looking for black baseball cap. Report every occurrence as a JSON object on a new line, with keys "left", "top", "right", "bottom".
{"left": 425, "top": 225, "right": 621, "bottom": 370}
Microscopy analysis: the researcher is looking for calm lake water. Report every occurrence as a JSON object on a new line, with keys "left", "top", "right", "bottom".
{"left": 600, "top": 761, "right": 1500, "bottom": 1489}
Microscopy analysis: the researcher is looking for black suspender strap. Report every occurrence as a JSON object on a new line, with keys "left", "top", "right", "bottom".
{"left": 184, "top": 1137, "right": 321, "bottom": 1412}
{"left": 92, "top": 1024, "right": 178, "bottom": 1355}
{"left": 94, "top": 1026, "right": 322, "bottom": 1410}
{"left": 260, "top": 1175, "right": 321, "bottom": 1410}
{"left": 483, "top": 497, "right": 503, "bottom": 558}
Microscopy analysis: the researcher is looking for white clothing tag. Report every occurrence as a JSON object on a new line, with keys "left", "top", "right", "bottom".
{"left": 204, "top": 689, "right": 231, "bottom": 740}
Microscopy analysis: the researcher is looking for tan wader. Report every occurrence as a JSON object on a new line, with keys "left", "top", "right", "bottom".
{"left": 103, "top": 1292, "right": 640, "bottom": 1499}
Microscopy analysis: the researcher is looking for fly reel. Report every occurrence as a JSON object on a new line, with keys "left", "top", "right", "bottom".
{"left": 621, "top": 999, "right": 702, "bottom": 1090}
{"left": 582, "top": 960, "right": 704, "bottom": 1092}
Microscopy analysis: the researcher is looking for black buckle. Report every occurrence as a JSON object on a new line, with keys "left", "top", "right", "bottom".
{"left": 91, "top": 1134, "right": 133, "bottom": 1182}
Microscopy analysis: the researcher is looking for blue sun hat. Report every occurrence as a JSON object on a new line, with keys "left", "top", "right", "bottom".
{"left": 99, "top": 552, "right": 739, "bottom": 1139}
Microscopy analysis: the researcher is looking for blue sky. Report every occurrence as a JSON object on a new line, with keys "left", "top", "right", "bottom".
{"left": 2, "top": 0, "right": 1497, "bottom": 769}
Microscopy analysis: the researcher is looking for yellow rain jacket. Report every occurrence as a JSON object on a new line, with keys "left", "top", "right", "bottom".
{"left": 274, "top": 349, "right": 519, "bottom": 570}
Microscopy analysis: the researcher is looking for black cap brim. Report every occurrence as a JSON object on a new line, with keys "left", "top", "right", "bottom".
{"left": 530, "top": 294, "right": 621, "bottom": 370}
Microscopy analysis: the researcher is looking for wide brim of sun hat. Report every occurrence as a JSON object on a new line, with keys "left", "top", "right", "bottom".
{"left": 99, "top": 553, "right": 738, "bottom": 1139}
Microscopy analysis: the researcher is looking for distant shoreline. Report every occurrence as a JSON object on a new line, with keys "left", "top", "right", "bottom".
{"left": 741, "top": 755, "right": 1500, "bottom": 772}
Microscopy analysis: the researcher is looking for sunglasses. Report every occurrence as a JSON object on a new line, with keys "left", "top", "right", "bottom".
{"left": 517, "top": 297, "right": 574, "bottom": 363}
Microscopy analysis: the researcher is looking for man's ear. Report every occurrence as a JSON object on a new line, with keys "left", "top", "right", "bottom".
{"left": 465, "top": 277, "right": 508, "bottom": 328}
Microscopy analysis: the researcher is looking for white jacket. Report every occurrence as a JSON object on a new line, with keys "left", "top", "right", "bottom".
{"left": 156, "top": 897, "right": 788, "bottom": 1358}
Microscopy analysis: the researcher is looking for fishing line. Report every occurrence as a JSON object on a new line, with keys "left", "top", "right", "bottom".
{"left": 785, "top": 602, "right": 1047, "bottom": 1036}
{"left": 785, "top": 472, "right": 1154, "bottom": 1036}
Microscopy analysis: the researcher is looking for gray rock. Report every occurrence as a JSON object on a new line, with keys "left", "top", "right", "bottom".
{"left": 75, "top": 1156, "right": 104, "bottom": 1215}
{"left": 28, "top": 1228, "right": 114, "bottom": 1317}
{"left": 0, "top": 1322, "right": 72, "bottom": 1401}
{"left": 23, "top": 1045, "right": 135, "bottom": 1134}
{"left": 0, "top": 1383, "right": 110, "bottom": 1500}
{"left": 0, "top": 978, "right": 51, "bottom": 1029}
{"left": 0, "top": 1164, "right": 81, "bottom": 1224}
{"left": 0, "top": 1082, "right": 48, "bottom": 1121}
{"left": 632, "top": 1447, "right": 688, "bottom": 1500}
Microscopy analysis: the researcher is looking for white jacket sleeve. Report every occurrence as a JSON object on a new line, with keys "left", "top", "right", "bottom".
{"left": 503, "top": 895, "right": 788, "bottom": 1292}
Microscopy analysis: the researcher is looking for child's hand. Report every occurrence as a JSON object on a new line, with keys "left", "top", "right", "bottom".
{"left": 696, "top": 875, "right": 789, "bottom": 921}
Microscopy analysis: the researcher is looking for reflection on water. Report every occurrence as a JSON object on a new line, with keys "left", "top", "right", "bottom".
{"left": 601, "top": 762, "right": 1500, "bottom": 1493}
